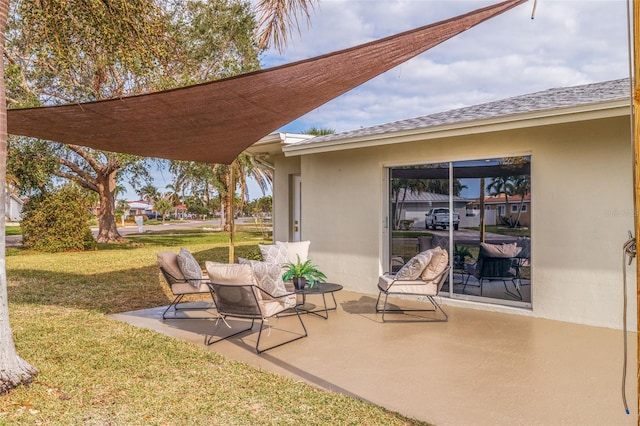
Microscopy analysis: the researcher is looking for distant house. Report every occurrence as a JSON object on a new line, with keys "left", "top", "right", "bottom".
{"left": 6, "top": 192, "right": 23, "bottom": 222}
{"left": 468, "top": 194, "right": 531, "bottom": 227}
{"left": 126, "top": 200, "right": 154, "bottom": 217}
{"left": 394, "top": 189, "right": 469, "bottom": 228}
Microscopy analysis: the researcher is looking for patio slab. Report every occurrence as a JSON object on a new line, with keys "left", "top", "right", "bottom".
{"left": 110, "top": 290, "right": 638, "bottom": 425}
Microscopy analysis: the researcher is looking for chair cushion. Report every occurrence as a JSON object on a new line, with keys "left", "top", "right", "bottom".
{"left": 258, "top": 294, "right": 297, "bottom": 318}
{"left": 176, "top": 248, "right": 203, "bottom": 287}
{"left": 276, "top": 240, "right": 310, "bottom": 264}
{"left": 479, "top": 242, "right": 521, "bottom": 258}
{"left": 169, "top": 280, "right": 210, "bottom": 295}
{"left": 205, "top": 261, "right": 254, "bottom": 285}
{"left": 258, "top": 243, "right": 289, "bottom": 265}
{"left": 395, "top": 251, "right": 433, "bottom": 280}
{"left": 238, "top": 259, "right": 288, "bottom": 298}
{"left": 378, "top": 274, "right": 437, "bottom": 295}
{"left": 157, "top": 251, "right": 184, "bottom": 281}
{"left": 421, "top": 247, "right": 449, "bottom": 281}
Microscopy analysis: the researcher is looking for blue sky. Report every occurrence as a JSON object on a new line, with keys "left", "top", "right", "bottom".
{"left": 264, "top": 0, "right": 629, "bottom": 133}
{"left": 127, "top": 0, "right": 630, "bottom": 200}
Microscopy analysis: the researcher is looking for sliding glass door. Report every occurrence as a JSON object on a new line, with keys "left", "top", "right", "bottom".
{"left": 388, "top": 156, "right": 531, "bottom": 308}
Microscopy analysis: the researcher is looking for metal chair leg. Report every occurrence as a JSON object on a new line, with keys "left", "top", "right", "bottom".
{"left": 503, "top": 279, "right": 522, "bottom": 300}
{"left": 255, "top": 309, "right": 308, "bottom": 354}
{"left": 206, "top": 318, "right": 256, "bottom": 346}
{"left": 375, "top": 291, "right": 448, "bottom": 322}
{"left": 163, "top": 294, "right": 217, "bottom": 320}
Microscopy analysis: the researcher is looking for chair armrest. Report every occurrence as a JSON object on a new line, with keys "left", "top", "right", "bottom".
{"left": 254, "top": 285, "right": 296, "bottom": 299}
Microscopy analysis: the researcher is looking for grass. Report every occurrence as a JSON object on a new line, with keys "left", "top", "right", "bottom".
{"left": 4, "top": 226, "right": 21, "bottom": 236}
{"left": 464, "top": 225, "right": 530, "bottom": 237}
{"left": 1, "top": 230, "right": 427, "bottom": 425}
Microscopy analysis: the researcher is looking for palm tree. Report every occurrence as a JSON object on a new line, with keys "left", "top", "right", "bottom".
{"left": 165, "top": 183, "right": 183, "bottom": 218}
{"left": 137, "top": 184, "right": 160, "bottom": 203}
{"left": 486, "top": 177, "right": 515, "bottom": 227}
{"left": 154, "top": 198, "right": 172, "bottom": 223}
{"left": 235, "top": 153, "right": 273, "bottom": 209}
{"left": 254, "top": 0, "right": 317, "bottom": 52}
{"left": 512, "top": 175, "right": 531, "bottom": 227}
{"left": 391, "top": 179, "right": 422, "bottom": 229}
{"left": 304, "top": 127, "right": 335, "bottom": 136}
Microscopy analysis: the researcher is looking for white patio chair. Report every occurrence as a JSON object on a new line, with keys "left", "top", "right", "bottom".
{"left": 376, "top": 247, "right": 450, "bottom": 322}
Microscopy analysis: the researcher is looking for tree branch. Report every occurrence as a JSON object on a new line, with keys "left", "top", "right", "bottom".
{"left": 56, "top": 157, "right": 96, "bottom": 188}
{"left": 66, "top": 144, "right": 105, "bottom": 171}
{"left": 55, "top": 170, "right": 98, "bottom": 192}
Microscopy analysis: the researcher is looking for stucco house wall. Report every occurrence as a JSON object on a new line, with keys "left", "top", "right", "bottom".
{"left": 278, "top": 116, "right": 634, "bottom": 329}
{"left": 261, "top": 80, "right": 636, "bottom": 330}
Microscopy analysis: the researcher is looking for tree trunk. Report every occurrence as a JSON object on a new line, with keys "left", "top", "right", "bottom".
{"left": 504, "top": 193, "right": 513, "bottom": 227}
{"left": 96, "top": 170, "right": 123, "bottom": 243}
{"left": 223, "top": 171, "right": 233, "bottom": 232}
{"left": 0, "top": 0, "right": 38, "bottom": 393}
{"left": 514, "top": 195, "right": 526, "bottom": 228}
{"left": 219, "top": 197, "right": 225, "bottom": 228}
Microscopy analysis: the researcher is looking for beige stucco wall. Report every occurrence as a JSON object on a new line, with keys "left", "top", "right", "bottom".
{"left": 278, "top": 115, "right": 635, "bottom": 329}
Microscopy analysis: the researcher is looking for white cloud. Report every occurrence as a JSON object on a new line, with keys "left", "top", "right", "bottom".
{"left": 260, "top": 0, "right": 631, "bottom": 133}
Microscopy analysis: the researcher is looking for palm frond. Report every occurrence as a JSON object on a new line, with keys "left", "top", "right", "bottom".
{"left": 254, "top": 0, "right": 316, "bottom": 52}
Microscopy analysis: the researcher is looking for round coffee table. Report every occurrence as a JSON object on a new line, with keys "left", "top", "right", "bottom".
{"left": 295, "top": 282, "right": 343, "bottom": 319}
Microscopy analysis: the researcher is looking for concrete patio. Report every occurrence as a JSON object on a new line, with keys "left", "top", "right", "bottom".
{"left": 110, "top": 290, "right": 637, "bottom": 425}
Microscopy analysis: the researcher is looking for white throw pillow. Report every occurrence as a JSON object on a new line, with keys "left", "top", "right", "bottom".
{"left": 421, "top": 247, "right": 449, "bottom": 281}
{"left": 276, "top": 240, "right": 311, "bottom": 264}
{"left": 258, "top": 244, "right": 289, "bottom": 265}
{"left": 396, "top": 251, "right": 433, "bottom": 280}
{"left": 239, "top": 258, "right": 288, "bottom": 297}
{"left": 176, "top": 248, "right": 203, "bottom": 287}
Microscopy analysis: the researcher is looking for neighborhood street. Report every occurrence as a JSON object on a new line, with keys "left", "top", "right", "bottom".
{"left": 5, "top": 217, "right": 261, "bottom": 248}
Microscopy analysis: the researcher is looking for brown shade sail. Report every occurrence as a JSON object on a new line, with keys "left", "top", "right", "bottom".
{"left": 7, "top": 0, "right": 526, "bottom": 164}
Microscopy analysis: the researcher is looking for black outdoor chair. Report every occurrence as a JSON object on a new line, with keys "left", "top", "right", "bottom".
{"left": 463, "top": 242, "right": 522, "bottom": 300}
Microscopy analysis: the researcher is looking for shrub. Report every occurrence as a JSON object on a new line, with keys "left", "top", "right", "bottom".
{"left": 21, "top": 185, "right": 97, "bottom": 252}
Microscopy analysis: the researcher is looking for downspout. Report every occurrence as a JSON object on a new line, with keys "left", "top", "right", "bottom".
{"left": 631, "top": 0, "right": 639, "bottom": 418}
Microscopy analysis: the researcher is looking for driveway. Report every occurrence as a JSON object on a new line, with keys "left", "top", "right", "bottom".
{"left": 424, "top": 227, "right": 519, "bottom": 244}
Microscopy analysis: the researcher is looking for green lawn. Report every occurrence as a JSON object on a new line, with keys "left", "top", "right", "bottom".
{"left": 5, "top": 225, "right": 21, "bottom": 236}
{"left": 464, "top": 225, "right": 530, "bottom": 237}
{"left": 1, "top": 230, "right": 427, "bottom": 425}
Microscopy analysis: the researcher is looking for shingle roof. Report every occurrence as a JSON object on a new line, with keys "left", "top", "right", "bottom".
{"left": 397, "top": 189, "right": 468, "bottom": 203}
{"left": 296, "top": 78, "right": 630, "bottom": 146}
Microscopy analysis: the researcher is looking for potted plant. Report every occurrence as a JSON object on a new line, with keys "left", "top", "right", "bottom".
{"left": 453, "top": 244, "right": 473, "bottom": 269}
{"left": 282, "top": 255, "right": 327, "bottom": 290}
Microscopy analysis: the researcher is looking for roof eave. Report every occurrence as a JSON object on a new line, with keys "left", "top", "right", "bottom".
{"left": 282, "top": 99, "right": 630, "bottom": 157}
{"left": 245, "top": 132, "right": 314, "bottom": 159}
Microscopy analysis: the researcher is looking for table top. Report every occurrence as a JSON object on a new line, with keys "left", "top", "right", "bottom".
{"left": 295, "top": 282, "right": 343, "bottom": 294}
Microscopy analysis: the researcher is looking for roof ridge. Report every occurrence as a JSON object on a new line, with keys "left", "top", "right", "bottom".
{"left": 301, "top": 78, "right": 630, "bottom": 145}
